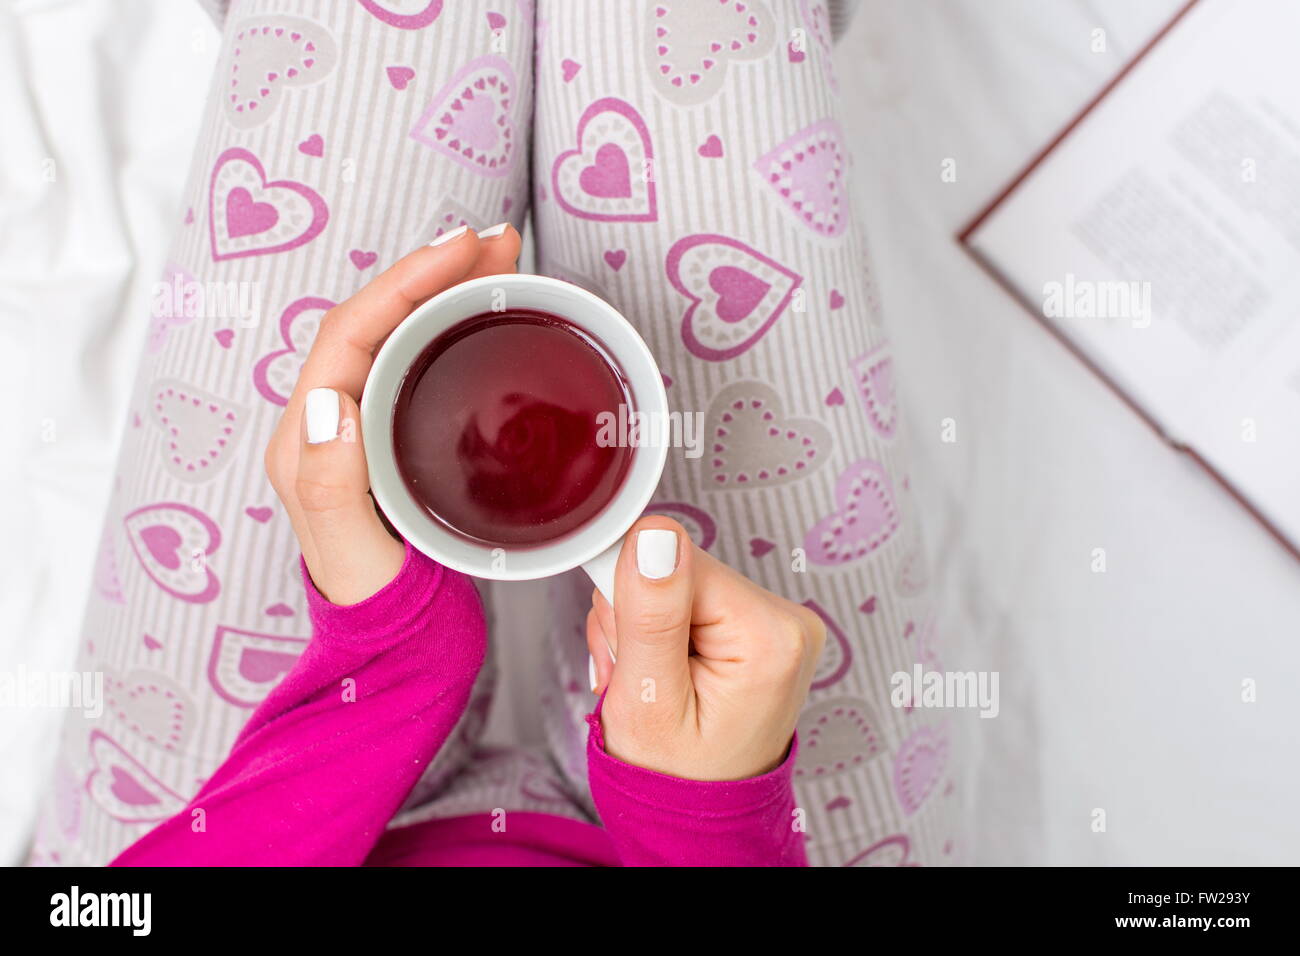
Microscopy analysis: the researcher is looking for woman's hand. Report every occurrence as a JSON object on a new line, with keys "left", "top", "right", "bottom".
{"left": 264, "top": 225, "right": 521, "bottom": 605}
{"left": 587, "top": 516, "right": 826, "bottom": 781}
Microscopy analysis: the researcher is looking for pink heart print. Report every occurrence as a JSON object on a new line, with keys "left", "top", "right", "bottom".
{"left": 223, "top": 15, "right": 338, "bottom": 129}
{"left": 148, "top": 378, "right": 248, "bottom": 483}
{"left": 561, "top": 58, "right": 582, "bottom": 82}
{"left": 643, "top": 501, "right": 717, "bottom": 551}
{"left": 123, "top": 502, "right": 222, "bottom": 603}
{"left": 646, "top": 0, "right": 776, "bottom": 106}
{"left": 843, "top": 834, "right": 920, "bottom": 867}
{"left": 146, "top": 262, "right": 199, "bottom": 354}
{"left": 603, "top": 249, "right": 627, "bottom": 271}
{"left": 795, "top": 696, "right": 885, "bottom": 780}
{"left": 253, "top": 296, "right": 336, "bottom": 406}
{"left": 893, "top": 724, "right": 949, "bottom": 816}
{"left": 410, "top": 56, "right": 518, "bottom": 177}
{"left": 802, "top": 598, "right": 852, "bottom": 691}
{"left": 799, "top": 0, "right": 840, "bottom": 92}
{"left": 208, "top": 625, "right": 309, "bottom": 708}
{"left": 804, "top": 459, "right": 900, "bottom": 565}
{"left": 358, "top": 0, "right": 443, "bottom": 29}
{"left": 209, "top": 147, "right": 329, "bottom": 261}
{"left": 894, "top": 546, "right": 928, "bottom": 597}
{"left": 702, "top": 381, "right": 830, "bottom": 488}
{"left": 387, "top": 65, "right": 416, "bottom": 90}
{"left": 552, "top": 97, "right": 657, "bottom": 222}
{"left": 93, "top": 523, "right": 125, "bottom": 604}
{"left": 698, "top": 134, "right": 724, "bottom": 158}
{"left": 349, "top": 249, "right": 379, "bottom": 270}
{"left": 754, "top": 119, "right": 848, "bottom": 237}
{"left": 298, "top": 133, "right": 324, "bottom": 156}
{"left": 104, "top": 671, "right": 194, "bottom": 753}
{"left": 245, "top": 506, "right": 274, "bottom": 523}
{"left": 667, "top": 234, "right": 802, "bottom": 361}
{"left": 852, "top": 345, "right": 898, "bottom": 439}
{"left": 85, "top": 731, "right": 188, "bottom": 824}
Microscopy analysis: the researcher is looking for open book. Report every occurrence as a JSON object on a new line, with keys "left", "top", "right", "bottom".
{"left": 961, "top": 0, "right": 1300, "bottom": 558}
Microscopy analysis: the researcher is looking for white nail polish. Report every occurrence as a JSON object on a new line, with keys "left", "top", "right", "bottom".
{"left": 588, "top": 654, "right": 598, "bottom": 693}
{"left": 478, "top": 221, "right": 510, "bottom": 239}
{"left": 428, "top": 224, "right": 468, "bottom": 247}
{"left": 636, "top": 529, "right": 678, "bottom": 579}
{"left": 305, "top": 387, "right": 340, "bottom": 444}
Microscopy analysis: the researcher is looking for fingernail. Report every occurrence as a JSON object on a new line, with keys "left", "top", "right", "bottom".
{"left": 305, "top": 387, "right": 340, "bottom": 444}
{"left": 478, "top": 221, "right": 510, "bottom": 239}
{"left": 636, "top": 529, "right": 678, "bottom": 579}
{"left": 588, "top": 654, "right": 598, "bottom": 693}
{"left": 428, "top": 224, "right": 468, "bottom": 247}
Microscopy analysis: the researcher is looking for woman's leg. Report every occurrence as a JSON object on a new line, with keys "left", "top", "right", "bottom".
{"left": 33, "top": 0, "right": 535, "bottom": 865}
{"left": 531, "top": 0, "right": 957, "bottom": 866}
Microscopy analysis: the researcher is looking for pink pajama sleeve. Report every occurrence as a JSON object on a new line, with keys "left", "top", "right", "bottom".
{"left": 111, "top": 544, "right": 487, "bottom": 866}
{"left": 111, "top": 542, "right": 806, "bottom": 867}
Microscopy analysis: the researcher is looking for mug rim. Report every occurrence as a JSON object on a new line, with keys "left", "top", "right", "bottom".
{"left": 361, "top": 273, "right": 669, "bottom": 581}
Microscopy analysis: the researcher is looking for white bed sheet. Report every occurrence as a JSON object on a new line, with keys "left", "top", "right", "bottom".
{"left": 0, "top": 0, "right": 217, "bottom": 865}
{"left": 4, "top": 0, "right": 1297, "bottom": 866}
{"left": 840, "top": 0, "right": 1300, "bottom": 864}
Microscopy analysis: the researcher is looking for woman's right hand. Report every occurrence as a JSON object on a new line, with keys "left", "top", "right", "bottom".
{"left": 263, "top": 225, "right": 521, "bottom": 606}
{"left": 587, "top": 516, "right": 826, "bottom": 782}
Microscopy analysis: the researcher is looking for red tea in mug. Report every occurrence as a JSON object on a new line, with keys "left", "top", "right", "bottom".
{"left": 391, "top": 309, "right": 634, "bottom": 548}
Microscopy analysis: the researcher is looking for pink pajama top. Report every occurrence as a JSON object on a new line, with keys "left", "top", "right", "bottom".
{"left": 111, "top": 544, "right": 806, "bottom": 867}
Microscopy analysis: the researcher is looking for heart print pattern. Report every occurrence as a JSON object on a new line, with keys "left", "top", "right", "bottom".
{"left": 702, "top": 381, "right": 830, "bottom": 489}
{"left": 851, "top": 345, "right": 897, "bottom": 439}
{"left": 207, "top": 626, "right": 309, "bottom": 708}
{"left": 148, "top": 379, "right": 248, "bottom": 482}
{"left": 410, "top": 56, "right": 519, "bottom": 177}
{"left": 666, "top": 234, "right": 802, "bottom": 361}
{"left": 646, "top": 0, "right": 776, "bottom": 106}
{"left": 85, "top": 731, "right": 187, "bottom": 824}
{"left": 358, "top": 0, "right": 444, "bottom": 30}
{"left": 252, "top": 297, "right": 335, "bottom": 406}
{"left": 754, "top": 120, "right": 848, "bottom": 237}
{"left": 123, "top": 502, "right": 222, "bottom": 604}
{"left": 209, "top": 147, "right": 329, "bottom": 261}
{"left": 804, "top": 459, "right": 900, "bottom": 565}
{"left": 551, "top": 97, "right": 657, "bottom": 222}
{"left": 223, "top": 16, "right": 338, "bottom": 129}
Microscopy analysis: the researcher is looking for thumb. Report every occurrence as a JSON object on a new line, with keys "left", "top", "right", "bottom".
{"left": 297, "top": 387, "right": 405, "bottom": 604}
{"left": 609, "top": 517, "right": 694, "bottom": 709}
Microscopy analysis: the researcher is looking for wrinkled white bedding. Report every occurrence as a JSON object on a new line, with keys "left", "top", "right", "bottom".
{"left": 3, "top": 0, "right": 1297, "bottom": 866}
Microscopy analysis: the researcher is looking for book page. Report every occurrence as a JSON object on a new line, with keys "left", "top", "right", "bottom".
{"left": 967, "top": 0, "right": 1300, "bottom": 549}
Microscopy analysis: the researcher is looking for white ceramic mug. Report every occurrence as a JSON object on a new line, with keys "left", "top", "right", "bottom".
{"left": 361, "top": 273, "right": 669, "bottom": 604}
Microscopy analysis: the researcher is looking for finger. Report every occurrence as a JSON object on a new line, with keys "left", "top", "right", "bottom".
{"left": 585, "top": 608, "right": 615, "bottom": 694}
{"left": 297, "top": 387, "right": 405, "bottom": 605}
{"left": 673, "top": 546, "right": 792, "bottom": 660}
{"left": 609, "top": 516, "right": 694, "bottom": 708}
{"left": 294, "top": 229, "right": 482, "bottom": 403}
{"left": 592, "top": 587, "right": 618, "bottom": 659}
{"left": 462, "top": 222, "right": 521, "bottom": 280}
